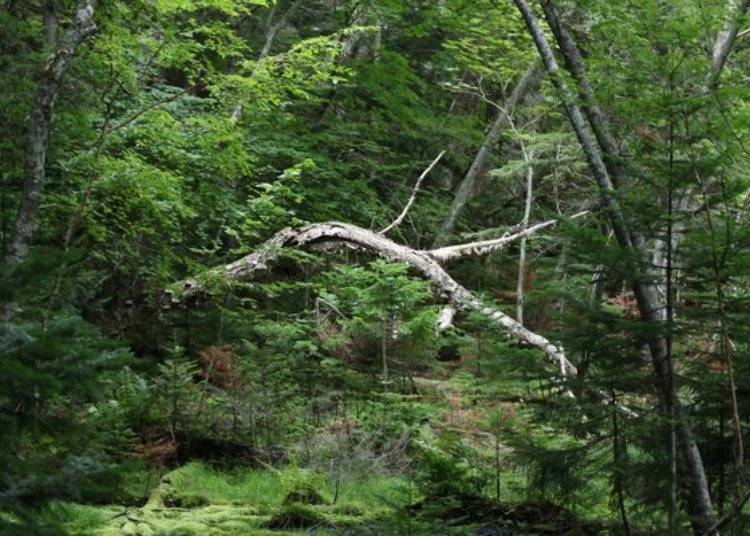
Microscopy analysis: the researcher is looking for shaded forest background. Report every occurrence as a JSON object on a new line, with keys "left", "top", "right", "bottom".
{"left": 1, "top": 0, "right": 750, "bottom": 534}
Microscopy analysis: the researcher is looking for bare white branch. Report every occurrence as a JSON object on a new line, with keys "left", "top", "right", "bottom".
{"left": 169, "top": 219, "right": 635, "bottom": 416}
{"left": 426, "top": 211, "right": 588, "bottom": 262}
{"left": 380, "top": 150, "right": 446, "bottom": 235}
{"left": 169, "top": 221, "right": 573, "bottom": 378}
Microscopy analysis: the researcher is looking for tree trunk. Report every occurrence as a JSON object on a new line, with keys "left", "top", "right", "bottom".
{"left": 538, "top": 1, "right": 625, "bottom": 186}
{"left": 709, "top": 0, "right": 750, "bottom": 87}
{"left": 3, "top": 0, "right": 97, "bottom": 321}
{"left": 232, "top": 0, "right": 302, "bottom": 122}
{"left": 516, "top": 148, "right": 534, "bottom": 326}
{"left": 512, "top": 1, "right": 717, "bottom": 530}
{"left": 43, "top": 0, "right": 57, "bottom": 50}
{"left": 433, "top": 63, "right": 542, "bottom": 247}
{"left": 6, "top": 0, "right": 97, "bottom": 266}
{"left": 611, "top": 388, "right": 632, "bottom": 536}
{"left": 339, "top": 4, "right": 380, "bottom": 64}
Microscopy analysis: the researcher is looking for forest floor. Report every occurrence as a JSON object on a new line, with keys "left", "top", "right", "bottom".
{"left": 51, "top": 370, "right": 606, "bottom": 535}
{"left": 54, "top": 464, "right": 409, "bottom": 535}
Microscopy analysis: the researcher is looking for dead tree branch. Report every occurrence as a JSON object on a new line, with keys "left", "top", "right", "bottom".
{"left": 380, "top": 150, "right": 446, "bottom": 235}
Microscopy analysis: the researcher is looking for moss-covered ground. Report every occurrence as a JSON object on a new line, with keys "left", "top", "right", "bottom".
{"left": 45, "top": 371, "right": 617, "bottom": 535}
{"left": 51, "top": 463, "right": 410, "bottom": 535}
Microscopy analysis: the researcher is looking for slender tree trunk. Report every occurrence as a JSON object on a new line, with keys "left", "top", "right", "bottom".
{"left": 381, "top": 329, "right": 389, "bottom": 394}
{"left": 6, "top": 0, "right": 97, "bottom": 266}
{"left": 43, "top": 1, "right": 57, "bottom": 49}
{"left": 538, "top": 1, "right": 625, "bottom": 185}
{"left": 719, "top": 408, "right": 727, "bottom": 515}
{"left": 511, "top": 1, "right": 717, "bottom": 530}
{"left": 1, "top": 0, "right": 96, "bottom": 322}
{"left": 3, "top": 0, "right": 97, "bottom": 320}
{"left": 232, "top": 0, "right": 302, "bottom": 121}
{"left": 258, "top": 2, "right": 292, "bottom": 60}
{"left": 322, "top": 4, "right": 381, "bottom": 120}
{"left": 516, "top": 148, "right": 534, "bottom": 325}
{"left": 666, "top": 109, "right": 678, "bottom": 536}
{"left": 695, "top": 167, "right": 744, "bottom": 502}
{"left": 611, "top": 388, "right": 632, "bottom": 536}
{"left": 709, "top": 0, "right": 750, "bottom": 87}
{"left": 1, "top": 173, "right": 8, "bottom": 258}
{"left": 338, "top": 4, "right": 380, "bottom": 64}
{"left": 433, "top": 63, "right": 542, "bottom": 247}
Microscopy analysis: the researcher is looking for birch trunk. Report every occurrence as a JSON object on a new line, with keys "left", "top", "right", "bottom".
{"left": 6, "top": 0, "right": 97, "bottom": 265}
{"left": 3, "top": 0, "right": 97, "bottom": 321}
{"left": 512, "top": 1, "right": 717, "bottom": 530}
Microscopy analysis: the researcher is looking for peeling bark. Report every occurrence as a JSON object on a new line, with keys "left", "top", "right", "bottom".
{"left": 435, "top": 305, "right": 456, "bottom": 334}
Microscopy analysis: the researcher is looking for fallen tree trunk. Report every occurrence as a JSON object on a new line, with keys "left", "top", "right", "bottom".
{"left": 169, "top": 218, "right": 643, "bottom": 416}
{"left": 168, "top": 221, "right": 575, "bottom": 378}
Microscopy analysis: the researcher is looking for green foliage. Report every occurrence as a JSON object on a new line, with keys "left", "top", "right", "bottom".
{"left": 414, "top": 430, "right": 487, "bottom": 499}
{"left": 318, "top": 260, "right": 439, "bottom": 382}
{"left": 440, "top": 0, "right": 535, "bottom": 81}
{"left": 3, "top": 0, "right": 750, "bottom": 533}
{"left": 0, "top": 315, "right": 136, "bottom": 534}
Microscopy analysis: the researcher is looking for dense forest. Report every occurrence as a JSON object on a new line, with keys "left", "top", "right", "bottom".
{"left": 1, "top": 0, "right": 750, "bottom": 534}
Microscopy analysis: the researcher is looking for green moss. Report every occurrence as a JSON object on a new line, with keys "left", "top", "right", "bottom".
{"left": 282, "top": 485, "right": 330, "bottom": 505}
{"left": 162, "top": 462, "right": 286, "bottom": 508}
{"left": 57, "top": 466, "right": 411, "bottom": 535}
{"left": 328, "top": 503, "right": 365, "bottom": 516}
{"left": 161, "top": 490, "right": 210, "bottom": 508}
{"left": 266, "top": 503, "right": 330, "bottom": 530}
{"left": 153, "top": 522, "right": 205, "bottom": 536}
